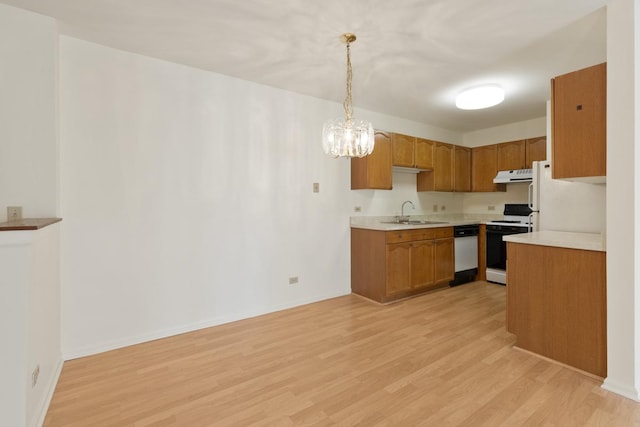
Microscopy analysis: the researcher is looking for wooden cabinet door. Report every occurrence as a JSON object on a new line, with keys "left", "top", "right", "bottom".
{"left": 471, "top": 144, "right": 505, "bottom": 192}
{"left": 497, "top": 140, "right": 525, "bottom": 171}
{"left": 525, "top": 136, "right": 547, "bottom": 168}
{"left": 552, "top": 62, "right": 606, "bottom": 179}
{"left": 410, "top": 240, "right": 435, "bottom": 290}
{"left": 351, "top": 131, "right": 393, "bottom": 190}
{"left": 392, "top": 133, "right": 415, "bottom": 167}
{"left": 415, "top": 138, "right": 434, "bottom": 169}
{"left": 434, "top": 142, "right": 454, "bottom": 191}
{"left": 454, "top": 146, "right": 471, "bottom": 192}
{"left": 386, "top": 242, "right": 412, "bottom": 296}
{"left": 434, "top": 238, "right": 454, "bottom": 284}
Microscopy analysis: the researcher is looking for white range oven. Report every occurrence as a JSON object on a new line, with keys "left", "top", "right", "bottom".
{"left": 485, "top": 203, "right": 532, "bottom": 285}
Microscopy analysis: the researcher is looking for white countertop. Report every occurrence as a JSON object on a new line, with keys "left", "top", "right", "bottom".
{"left": 350, "top": 214, "right": 499, "bottom": 231}
{"left": 503, "top": 230, "right": 606, "bottom": 252}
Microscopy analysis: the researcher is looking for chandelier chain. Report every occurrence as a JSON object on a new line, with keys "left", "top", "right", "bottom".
{"left": 343, "top": 41, "right": 353, "bottom": 122}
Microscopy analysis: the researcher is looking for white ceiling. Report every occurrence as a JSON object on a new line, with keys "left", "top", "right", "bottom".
{"left": 2, "top": 0, "right": 607, "bottom": 131}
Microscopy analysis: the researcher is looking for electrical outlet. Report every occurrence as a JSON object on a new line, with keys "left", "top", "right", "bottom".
{"left": 432, "top": 204, "right": 438, "bottom": 212}
{"left": 488, "top": 205, "right": 496, "bottom": 211}
{"left": 31, "top": 365, "right": 39, "bottom": 388}
{"left": 289, "top": 276, "right": 299, "bottom": 285}
{"left": 354, "top": 206, "right": 362, "bottom": 212}
{"left": 312, "top": 182, "right": 319, "bottom": 193}
{"left": 7, "top": 206, "right": 22, "bottom": 221}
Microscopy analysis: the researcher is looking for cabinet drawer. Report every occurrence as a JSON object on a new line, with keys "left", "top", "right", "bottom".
{"left": 386, "top": 227, "right": 453, "bottom": 243}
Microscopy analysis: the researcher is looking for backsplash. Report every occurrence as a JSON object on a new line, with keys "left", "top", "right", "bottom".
{"left": 350, "top": 171, "right": 529, "bottom": 217}
{"left": 462, "top": 183, "right": 529, "bottom": 215}
{"left": 349, "top": 172, "right": 464, "bottom": 217}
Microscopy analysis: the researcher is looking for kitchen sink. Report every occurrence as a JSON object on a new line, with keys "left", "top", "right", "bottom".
{"left": 380, "top": 220, "right": 449, "bottom": 225}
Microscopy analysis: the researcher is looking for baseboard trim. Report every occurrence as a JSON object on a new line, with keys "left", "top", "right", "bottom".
{"left": 602, "top": 377, "right": 640, "bottom": 402}
{"left": 32, "top": 355, "right": 63, "bottom": 427}
{"left": 63, "top": 290, "right": 349, "bottom": 360}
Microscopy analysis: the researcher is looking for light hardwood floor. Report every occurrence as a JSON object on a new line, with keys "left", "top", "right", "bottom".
{"left": 45, "top": 282, "right": 640, "bottom": 426}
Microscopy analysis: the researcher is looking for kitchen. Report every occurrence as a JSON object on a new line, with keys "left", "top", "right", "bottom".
{"left": 1, "top": 0, "right": 639, "bottom": 425}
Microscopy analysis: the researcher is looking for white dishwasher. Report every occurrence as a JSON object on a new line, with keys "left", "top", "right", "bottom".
{"left": 451, "top": 224, "right": 479, "bottom": 286}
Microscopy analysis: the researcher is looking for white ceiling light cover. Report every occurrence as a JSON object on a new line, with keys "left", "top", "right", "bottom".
{"left": 456, "top": 85, "right": 505, "bottom": 110}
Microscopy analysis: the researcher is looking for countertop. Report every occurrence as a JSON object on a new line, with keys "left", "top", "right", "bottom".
{"left": 0, "top": 218, "right": 62, "bottom": 231}
{"left": 350, "top": 214, "right": 500, "bottom": 231}
{"left": 503, "top": 230, "right": 606, "bottom": 252}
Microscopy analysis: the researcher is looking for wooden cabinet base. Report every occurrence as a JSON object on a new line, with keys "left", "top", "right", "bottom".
{"left": 351, "top": 227, "right": 454, "bottom": 304}
{"left": 506, "top": 242, "right": 606, "bottom": 377}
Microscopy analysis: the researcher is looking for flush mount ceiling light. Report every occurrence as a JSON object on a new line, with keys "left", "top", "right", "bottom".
{"left": 322, "top": 33, "right": 374, "bottom": 158}
{"left": 455, "top": 85, "right": 505, "bottom": 110}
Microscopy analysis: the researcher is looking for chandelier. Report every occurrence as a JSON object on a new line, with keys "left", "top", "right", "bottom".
{"left": 322, "top": 33, "right": 374, "bottom": 158}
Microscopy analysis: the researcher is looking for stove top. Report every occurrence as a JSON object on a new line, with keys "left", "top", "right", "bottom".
{"left": 487, "top": 203, "right": 532, "bottom": 227}
{"left": 487, "top": 220, "right": 531, "bottom": 228}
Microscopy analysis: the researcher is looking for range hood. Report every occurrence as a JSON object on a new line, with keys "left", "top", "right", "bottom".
{"left": 493, "top": 168, "right": 533, "bottom": 183}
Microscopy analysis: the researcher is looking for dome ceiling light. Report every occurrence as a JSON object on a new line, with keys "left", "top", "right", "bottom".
{"left": 456, "top": 85, "right": 505, "bottom": 110}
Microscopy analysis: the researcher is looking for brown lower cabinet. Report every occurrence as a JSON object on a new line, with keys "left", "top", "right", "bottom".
{"left": 506, "top": 242, "right": 606, "bottom": 377}
{"left": 351, "top": 227, "right": 454, "bottom": 303}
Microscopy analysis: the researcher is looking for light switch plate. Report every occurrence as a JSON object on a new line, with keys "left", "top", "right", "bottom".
{"left": 7, "top": 206, "right": 22, "bottom": 221}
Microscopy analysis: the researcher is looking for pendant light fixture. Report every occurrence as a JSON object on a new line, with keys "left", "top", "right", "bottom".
{"left": 322, "top": 33, "right": 374, "bottom": 158}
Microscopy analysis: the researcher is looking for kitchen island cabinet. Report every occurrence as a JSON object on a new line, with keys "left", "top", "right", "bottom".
{"left": 505, "top": 233, "right": 606, "bottom": 377}
{"left": 351, "top": 226, "right": 454, "bottom": 303}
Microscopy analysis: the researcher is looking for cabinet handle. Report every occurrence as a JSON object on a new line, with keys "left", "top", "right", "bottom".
{"left": 576, "top": 104, "right": 583, "bottom": 110}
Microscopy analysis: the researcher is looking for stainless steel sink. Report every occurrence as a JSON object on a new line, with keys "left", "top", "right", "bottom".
{"left": 380, "top": 220, "right": 449, "bottom": 225}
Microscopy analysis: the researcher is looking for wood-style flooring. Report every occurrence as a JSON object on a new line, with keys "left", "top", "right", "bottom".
{"left": 44, "top": 282, "right": 640, "bottom": 426}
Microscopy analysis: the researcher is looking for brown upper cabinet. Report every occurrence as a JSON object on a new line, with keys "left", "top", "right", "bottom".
{"left": 525, "top": 137, "right": 547, "bottom": 168}
{"left": 471, "top": 144, "right": 506, "bottom": 192}
{"left": 454, "top": 146, "right": 471, "bottom": 192}
{"left": 497, "top": 140, "right": 526, "bottom": 171}
{"left": 415, "top": 138, "right": 435, "bottom": 169}
{"left": 392, "top": 133, "right": 435, "bottom": 169}
{"left": 496, "top": 138, "right": 547, "bottom": 171}
{"left": 392, "top": 133, "right": 416, "bottom": 167}
{"left": 552, "top": 62, "right": 606, "bottom": 180}
{"left": 417, "top": 141, "right": 454, "bottom": 192}
{"left": 351, "top": 129, "right": 546, "bottom": 192}
{"left": 351, "top": 130, "right": 393, "bottom": 190}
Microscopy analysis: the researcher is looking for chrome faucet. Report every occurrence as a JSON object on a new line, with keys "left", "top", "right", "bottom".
{"left": 401, "top": 200, "right": 415, "bottom": 220}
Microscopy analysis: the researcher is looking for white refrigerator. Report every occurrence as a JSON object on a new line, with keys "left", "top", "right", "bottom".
{"left": 529, "top": 160, "right": 606, "bottom": 233}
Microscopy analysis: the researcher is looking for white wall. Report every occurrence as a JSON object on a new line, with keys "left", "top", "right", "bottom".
{"left": 0, "top": 224, "right": 62, "bottom": 427}
{"left": 0, "top": 5, "right": 61, "bottom": 427}
{"left": 58, "top": 36, "right": 462, "bottom": 358}
{"left": 602, "top": 0, "right": 640, "bottom": 401}
{"left": 0, "top": 4, "right": 58, "bottom": 222}
{"left": 462, "top": 116, "right": 546, "bottom": 148}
